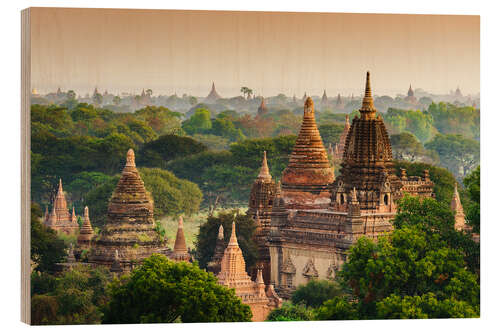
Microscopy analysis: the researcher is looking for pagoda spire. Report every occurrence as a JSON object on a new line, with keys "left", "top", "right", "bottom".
{"left": 217, "top": 224, "right": 224, "bottom": 240}
{"left": 360, "top": 71, "right": 376, "bottom": 119}
{"left": 173, "top": 216, "right": 188, "bottom": 254}
{"left": 257, "top": 151, "right": 272, "bottom": 182}
{"left": 228, "top": 221, "right": 239, "bottom": 247}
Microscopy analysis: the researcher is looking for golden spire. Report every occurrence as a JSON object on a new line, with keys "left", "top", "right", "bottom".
{"left": 360, "top": 71, "right": 376, "bottom": 118}
{"left": 304, "top": 97, "right": 314, "bottom": 116}
{"left": 257, "top": 151, "right": 272, "bottom": 181}
{"left": 228, "top": 221, "right": 239, "bottom": 247}
{"left": 126, "top": 148, "right": 136, "bottom": 167}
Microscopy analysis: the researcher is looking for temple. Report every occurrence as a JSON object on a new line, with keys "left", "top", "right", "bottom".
{"left": 332, "top": 114, "right": 350, "bottom": 161}
{"left": 335, "top": 93, "right": 344, "bottom": 109}
{"left": 248, "top": 151, "right": 278, "bottom": 282}
{"left": 265, "top": 72, "right": 434, "bottom": 298}
{"left": 257, "top": 97, "right": 268, "bottom": 116}
{"left": 44, "top": 179, "right": 79, "bottom": 234}
{"left": 405, "top": 84, "right": 417, "bottom": 104}
{"left": 207, "top": 224, "right": 226, "bottom": 275}
{"left": 77, "top": 206, "right": 94, "bottom": 249}
{"left": 217, "top": 222, "right": 282, "bottom": 321}
{"left": 168, "top": 216, "right": 191, "bottom": 262}
{"left": 321, "top": 90, "right": 328, "bottom": 108}
{"left": 88, "top": 149, "right": 167, "bottom": 272}
{"left": 205, "top": 82, "right": 222, "bottom": 103}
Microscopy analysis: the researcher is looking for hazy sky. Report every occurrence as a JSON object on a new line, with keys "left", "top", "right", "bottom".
{"left": 30, "top": 8, "right": 479, "bottom": 97}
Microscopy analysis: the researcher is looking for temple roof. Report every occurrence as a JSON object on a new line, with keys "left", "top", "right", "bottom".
{"left": 342, "top": 72, "right": 393, "bottom": 163}
{"left": 217, "top": 221, "right": 250, "bottom": 282}
{"left": 281, "top": 97, "right": 334, "bottom": 187}
{"left": 408, "top": 84, "right": 414, "bottom": 97}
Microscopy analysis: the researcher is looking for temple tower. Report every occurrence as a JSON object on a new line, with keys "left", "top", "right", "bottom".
{"left": 77, "top": 206, "right": 94, "bottom": 248}
{"left": 88, "top": 149, "right": 166, "bottom": 271}
{"left": 335, "top": 93, "right": 344, "bottom": 109}
{"left": 451, "top": 183, "right": 469, "bottom": 232}
{"left": 331, "top": 71, "right": 402, "bottom": 212}
{"left": 44, "top": 179, "right": 78, "bottom": 234}
{"left": 217, "top": 222, "right": 282, "bottom": 321}
{"left": 281, "top": 97, "right": 335, "bottom": 209}
{"left": 205, "top": 82, "right": 222, "bottom": 102}
{"left": 207, "top": 224, "right": 226, "bottom": 275}
{"left": 321, "top": 90, "right": 328, "bottom": 107}
{"left": 257, "top": 97, "right": 268, "bottom": 116}
{"left": 405, "top": 84, "right": 417, "bottom": 104}
{"left": 333, "top": 114, "right": 351, "bottom": 161}
{"left": 169, "top": 216, "right": 191, "bottom": 262}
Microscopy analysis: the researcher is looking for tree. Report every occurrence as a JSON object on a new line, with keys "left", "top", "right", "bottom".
{"left": 318, "top": 123, "right": 344, "bottom": 146}
{"left": 31, "top": 203, "right": 67, "bottom": 272}
{"left": 291, "top": 279, "right": 344, "bottom": 308}
{"left": 181, "top": 108, "right": 212, "bottom": 135}
{"left": 240, "top": 86, "right": 253, "bottom": 100}
{"left": 112, "top": 95, "right": 121, "bottom": 106}
{"left": 463, "top": 165, "right": 480, "bottom": 233}
{"left": 194, "top": 210, "right": 258, "bottom": 272}
{"left": 137, "top": 134, "right": 207, "bottom": 169}
{"left": 390, "top": 132, "right": 437, "bottom": 163}
{"left": 425, "top": 134, "right": 479, "bottom": 178}
{"left": 266, "top": 302, "right": 315, "bottom": 321}
{"left": 102, "top": 254, "right": 252, "bottom": 323}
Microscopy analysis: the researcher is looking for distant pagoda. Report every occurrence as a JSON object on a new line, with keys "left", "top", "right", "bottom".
{"left": 335, "top": 93, "right": 344, "bottom": 109}
{"left": 205, "top": 82, "right": 222, "bottom": 103}
{"left": 88, "top": 149, "right": 167, "bottom": 271}
{"left": 257, "top": 97, "right": 268, "bottom": 116}
{"left": 168, "top": 216, "right": 191, "bottom": 262}
{"left": 321, "top": 90, "right": 328, "bottom": 107}
{"left": 405, "top": 84, "right": 417, "bottom": 104}
{"left": 281, "top": 97, "right": 335, "bottom": 208}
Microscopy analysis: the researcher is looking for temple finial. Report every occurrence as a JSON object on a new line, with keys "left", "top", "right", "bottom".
{"left": 126, "top": 148, "right": 136, "bottom": 167}
{"left": 360, "top": 71, "right": 376, "bottom": 116}
{"left": 217, "top": 224, "right": 224, "bottom": 240}
{"left": 228, "top": 220, "right": 239, "bottom": 246}
{"left": 84, "top": 206, "right": 89, "bottom": 218}
{"left": 257, "top": 151, "right": 272, "bottom": 181}
{"left": 304, "top": 97, "right": 314, "bottom": 115}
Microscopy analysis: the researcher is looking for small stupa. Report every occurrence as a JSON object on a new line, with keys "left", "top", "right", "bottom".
{"left": 88, "top": 149, "right": 167, "bottom": 271}
{"left": 205, "top": 82, "right": 222, "bottom": 103}
{"left": 168, "top": 216, "right": 191, "bottom": 262}
{"left": 77, "top": 206, "right": 94, "bottom": 248}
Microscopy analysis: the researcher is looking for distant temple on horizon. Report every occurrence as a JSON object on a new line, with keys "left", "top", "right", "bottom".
{"left": 405, "top": 84, "right": 417, "bottom": 104}
{"left": 205, "top": 82, "right": 222, "bottom": 103}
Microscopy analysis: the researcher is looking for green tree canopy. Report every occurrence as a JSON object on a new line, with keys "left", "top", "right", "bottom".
{"left": 182, "top": 108, "right": 212, "bottom": 135}
{"left": 463, "top": 165, "right": 480, "bottom": 233}
{"left": 102, "top": 254, "right": 252, "bottom": 323}
{"left": 318, "top": 123, "right": 344, "bottom": 146}
{"left": 425, "top": 134, "right": 479, "bottom": 179}
{"left": 137, "top": 134, "right": 207, "bottom": 169}
{"left": 291, "top": 279, "right": 344, "bottom": 308}
{"left": 266, "top": 302, "right": 315, "bottom": 321}
{"left": 31, "top": 203, "right": 67, "bottom": 273}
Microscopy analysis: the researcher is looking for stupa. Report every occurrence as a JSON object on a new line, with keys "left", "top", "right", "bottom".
{"left": 257, "top": 97, "right": 268, "bottom": 116}
{"left": 77, "top": 206, "right": 94, "bottom": 248}
{"left": 88, "top": 149, "right": 166, "bottom": 271}
{"left": 205, "top": 82, "right": 222, "bottom": 103}
{"left": 332, "top": 114, "right": 350, "bottom": 161}
{"left": 207, "top": 225, "right": 226, "bottom": 275}
{"left": 281, "top": 97, "right": 335, "bottom": 209}
{"left": 168, "top": 216, "right": 191, "bottom": 262}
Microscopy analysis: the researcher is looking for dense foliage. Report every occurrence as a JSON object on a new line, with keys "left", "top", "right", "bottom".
{"left": 266, "top": 302, "right": 315, "bottom": 321}
{"left": 463, "top": 165, "right": 480, "bottom": 233}
{"left": 31, "top": 265, "right": 111, "bottom": 325}
{"left": 102, "top": 254, "right": 252, "bottom": 323}
{"left": 31, "top": 203, "right": 67, "bottom": 272}
{"left": 291, "top": 279, "right": 344, "bottom": 308}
